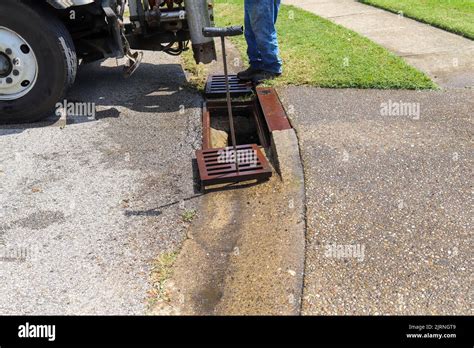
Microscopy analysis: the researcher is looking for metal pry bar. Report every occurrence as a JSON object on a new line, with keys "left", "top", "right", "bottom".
{"left": 202, "top": 25, "right": 244, "bottom": 172}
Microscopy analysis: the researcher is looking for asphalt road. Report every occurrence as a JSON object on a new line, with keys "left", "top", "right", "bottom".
{"left": 0, "top": 52, "right": 203, "bottom": 314}
{"left": 279, "top": 87, "right": 473, "bottom": 315}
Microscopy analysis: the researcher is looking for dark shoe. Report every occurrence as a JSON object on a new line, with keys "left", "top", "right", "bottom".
{"left": 237, "top": 66, "right": 261, "bottom": 81}
{"left": 252, "top": 71, "right": 281, "bottom": 84}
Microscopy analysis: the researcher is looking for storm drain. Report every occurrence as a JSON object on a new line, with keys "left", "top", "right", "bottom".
{"left": 202, "top": 99, "right": 270, "bottom": 149}
{"left": 196, "top": 74, "right": 292, "bottom": 189}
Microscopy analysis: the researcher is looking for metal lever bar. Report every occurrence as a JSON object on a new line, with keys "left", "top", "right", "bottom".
{"left": 204, "top": 26, "right": 244, "bottom": 173}
{"left": 202, "top": 26, "right": 244, "bottom": 38}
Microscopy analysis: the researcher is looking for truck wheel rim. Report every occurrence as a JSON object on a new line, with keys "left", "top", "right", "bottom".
{"left": 0, "top": 27, "right": 38, "bottom": 101}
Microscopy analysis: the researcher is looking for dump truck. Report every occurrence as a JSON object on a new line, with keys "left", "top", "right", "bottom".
{"left": 0, "top": 0, "right": 216, "bottom": 123}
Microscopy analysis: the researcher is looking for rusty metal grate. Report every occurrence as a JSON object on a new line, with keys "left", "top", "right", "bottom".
{"left": 196, "top": 144, "right": 272, "bottom": 186}
{"left": 205, "top": 74, "right": 253, "bottom": 98}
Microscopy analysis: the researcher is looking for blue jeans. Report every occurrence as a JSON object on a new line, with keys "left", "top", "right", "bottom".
{"left": 244, "top": 0, "right": 283, "bottom": 74}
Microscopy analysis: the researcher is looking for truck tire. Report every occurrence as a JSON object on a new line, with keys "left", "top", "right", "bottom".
{"left": 0, "top": 0, "right": 77, "bottom": 124}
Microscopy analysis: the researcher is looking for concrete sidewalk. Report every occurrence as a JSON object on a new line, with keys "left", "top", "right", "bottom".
{"left": 279, "top": 87, "right": 473, "bottom": 314}
{"left": 283, "top": 0, "right": 474, "bottom": 88}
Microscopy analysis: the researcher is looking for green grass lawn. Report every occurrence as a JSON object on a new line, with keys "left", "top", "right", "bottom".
{"left": 360, "top": 0, "right": 474, "bottom": 39}
{"left": 205, "top": 0, "right": 435, "bottom": 89}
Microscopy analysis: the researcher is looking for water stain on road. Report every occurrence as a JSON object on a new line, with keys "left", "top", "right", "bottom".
{"left": 14, "top": 211, "right": 66, "bottom": 230}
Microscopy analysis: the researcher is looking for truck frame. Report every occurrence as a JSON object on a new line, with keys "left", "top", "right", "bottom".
{"left": 0, "top": 0, "right": 216, "bottom": 123}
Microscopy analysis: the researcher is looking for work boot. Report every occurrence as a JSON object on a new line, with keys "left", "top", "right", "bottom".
{"left": 237, "top": 66, "right": 261, "bottom": 81}
{"left": 251, "top": 71, "right": 281, "bottom": 84}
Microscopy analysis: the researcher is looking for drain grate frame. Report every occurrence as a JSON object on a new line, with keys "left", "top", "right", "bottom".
{"left": 196, "top": 144, "right": 272, "bottom": 186}
{"left": 256, "top": 87, "right": 292, "bottom": 132}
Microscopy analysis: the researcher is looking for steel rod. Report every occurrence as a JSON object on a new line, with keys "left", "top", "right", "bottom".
{"left": 221, "top": 37, "right": 239, "bottom": 173}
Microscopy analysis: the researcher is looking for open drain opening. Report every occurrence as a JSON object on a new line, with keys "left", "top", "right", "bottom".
{"left": 196, "top": 75, "right": 293, "bottom": 187}
{"left": 203, "top": 99, "right": 270, "bottom": 150}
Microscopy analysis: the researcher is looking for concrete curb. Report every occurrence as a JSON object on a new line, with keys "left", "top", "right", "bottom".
{"left": 268, "top": 128, "right": 307, "bottom": 314}
{"left": 271, "top": 129, "right": 305, "bottom": 185}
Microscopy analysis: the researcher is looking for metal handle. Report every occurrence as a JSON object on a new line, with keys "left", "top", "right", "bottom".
{"left": 202, "top": 26, "right": 244, "bottom": 38}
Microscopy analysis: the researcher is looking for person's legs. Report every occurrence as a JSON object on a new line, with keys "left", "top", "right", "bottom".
{"left": 244, "top": 0, "right": 262, "bottom": 70}
{"left": 249, "top": 0, "right": 282, "bottom": 74}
